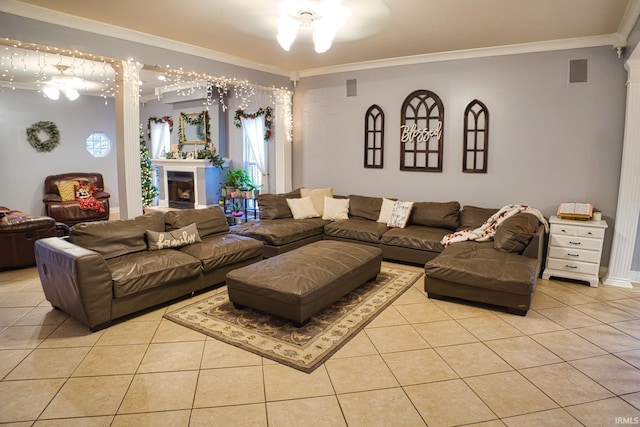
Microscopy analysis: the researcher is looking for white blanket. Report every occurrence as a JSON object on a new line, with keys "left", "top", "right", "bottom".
{"left": 441, "top": 204, "right": 549, "bottom": 247}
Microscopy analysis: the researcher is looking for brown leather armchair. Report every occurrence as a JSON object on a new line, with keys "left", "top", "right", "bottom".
{"left": 43, "top": 173, "right": 111, "bottom": 226}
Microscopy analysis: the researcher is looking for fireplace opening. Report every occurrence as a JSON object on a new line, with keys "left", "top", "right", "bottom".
{"left": 167, "top": 171, "right": 195, "bottom": 209}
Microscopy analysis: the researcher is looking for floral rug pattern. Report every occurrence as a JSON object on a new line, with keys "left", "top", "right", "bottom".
{"left": 164, "top": 266, "right": 422, "bottom": 373}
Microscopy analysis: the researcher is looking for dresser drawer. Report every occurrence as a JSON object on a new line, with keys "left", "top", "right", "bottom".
{"left": 548, "top": 246, "right": 601, "bottom": 264}
{"left": 550, "top": 224, "right": 605, "bottom": 238}
{"left": 547, "top": 258, "right": 600, "bottom": 276}
{"left": 550, "top": 234, "right": 603, "bottom": 251}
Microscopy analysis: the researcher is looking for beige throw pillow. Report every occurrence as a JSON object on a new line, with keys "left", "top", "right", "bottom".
{"left": 322, "top": 196, "right": 349, "bottom": 221}
{"left": 300, "top": 187, "right": 333, "bottom": 216}
{"left": 377, "top": 197, "right": 396, "bottom": 224}
{"left": 286, "top": 196, "right": 320, "bottom": 219}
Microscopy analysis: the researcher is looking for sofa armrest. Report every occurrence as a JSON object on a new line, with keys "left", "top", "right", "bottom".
{"left": 35, "top": 237, "right": 113, "bottom": 330}
{"left": 522, "top": 225, "right": 546, "bottom": 278}
{"left": 93, "top": 190, "right": 110, "bottom": 199}
{"left": 43, "top": 193, "right": 62, "bottom": 203}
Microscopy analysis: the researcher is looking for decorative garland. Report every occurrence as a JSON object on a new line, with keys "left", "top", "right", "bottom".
{"left": 234, "top": 107, "right": 272, "bottom": 140}
{"left": 26, "top": 121, "right": 60, "bottom": 152}
{"left": 147, "top": 116, "right": 173, "bottom": 140}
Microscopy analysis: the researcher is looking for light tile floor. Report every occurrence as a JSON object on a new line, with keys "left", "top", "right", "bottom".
{"left": 1, "top": 262, "right": 639, "bottom": 426}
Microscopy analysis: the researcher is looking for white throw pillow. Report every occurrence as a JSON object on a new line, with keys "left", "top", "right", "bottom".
{"left": 322, "top": 196, "right": 349, "bottom": 221}
{"left": 377, "top": 197, "right": 396, "bottom": 224}
{"left": 387, "top": 201, "right": 414, "bottom": 228}
{"left": 286, "top": 196, "right": 320, "bottom": 219}
{"left": 300, "top": 187, "right": 333, "bottom": 216}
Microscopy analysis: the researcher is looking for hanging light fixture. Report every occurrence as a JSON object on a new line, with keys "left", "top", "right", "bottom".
{"left": 277, "top": 0, "right": 348, "bottom": 53}
{"left": 43, "top": 64, "right": 84, "bottom": 101}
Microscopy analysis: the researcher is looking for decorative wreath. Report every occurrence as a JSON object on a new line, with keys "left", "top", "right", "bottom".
{"left": 234, "top": 107, "right": 273, "bottom": 140}
{"left": 26, "top": 121, "right": 60, "bottom": 152}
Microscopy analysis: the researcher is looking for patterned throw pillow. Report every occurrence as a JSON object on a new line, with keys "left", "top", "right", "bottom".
{"left": 387, "top": 201, "right": 415, "bottom": 229}
{"left": 146, "top": 223, "right": 201, "bottom": 251}
{"left": 57, "top": 180, "right": 79, "bottom": 202}
{"left": 74, "top": 182, "right": 93, "bottom": 199}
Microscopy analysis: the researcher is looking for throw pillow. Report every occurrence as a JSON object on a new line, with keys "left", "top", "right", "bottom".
{"left": 387, "top": 201, "right": 415, "bottom": 228}
{"left": 147, "top": 222, "right": 201, "bottom": 251}
{"left": 322, "top": 196, "right": 349, "bottom": 221}
{"left": 494, "top": 213, "right": 540, "bottom": 254}
{"left": 300, "top": 187, "right": 333, "bottom": 216}
{"left": 377, "top": 197, "right": 396, "bottom": 224}
{"left": 57, "top": 180, "right": 79, "bottom": 202}
{"left": 286, "top": 196, "right": 320, "bottom": 219}
{"left": 74, "top": 182, "right": 93, "bottom": 199}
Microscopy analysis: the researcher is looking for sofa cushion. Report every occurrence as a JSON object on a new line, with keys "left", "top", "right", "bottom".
{"left": 70, "top": 210, "right": 165, "bottom": 259}
{"left": 459, "top": 206, "right": 498, "bottom": 231}
{"left": 179, "top": 234, "right": 263, "bottom": 272}
{"left": 348, "top": 195, "right": 383, "bottom": 221}
{"left": 381, "top": 225, "right": 449, "bottom": 252}
{"left": 231, "top": 218, "right": 327, "bottom": 246}
{"left": 425, "top": 241, "right": 538, "bottom": 295}
{"left": 108, "top": 249, "right": 202, "bottom": 298}
{"left": 147, "top": 223, "right": 201, "bottom": 251}
{"left": 257, "top": 188, "right": 302, "bottom": 220}
{"left": 494, "top": 213, "right": 540, "bottom": 254}
{"left": 410, "top": 201, "right": 461, "bottom": 230}
{"left": 165, "top": 207, "right": 229, "bottom": 237}
{"left": 324, "top": 218, "right": 389, "bottom": 243}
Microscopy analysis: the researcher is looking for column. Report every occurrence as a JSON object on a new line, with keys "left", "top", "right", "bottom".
{"left": 274, "top": 90, "right": 293, "bottom": 193}
{"left": 114, "top": 60, "right": 143, "bottom": 219}
{"left": 604, "top": 56, "right": 640, "bottom": 288}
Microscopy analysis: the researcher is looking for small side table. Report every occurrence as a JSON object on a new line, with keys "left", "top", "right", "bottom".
{"left": 542, "top": 215, "right": 608, "bottom": 287}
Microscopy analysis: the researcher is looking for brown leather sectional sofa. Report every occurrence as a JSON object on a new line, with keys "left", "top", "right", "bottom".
{"left": 232, "top": 192, "right": 546, "bottom": 315}
{"left": 35, "top": 208, "right": 263, "bottom": 330}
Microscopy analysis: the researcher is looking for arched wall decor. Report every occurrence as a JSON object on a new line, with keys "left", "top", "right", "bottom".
{"left": 364, "top": 104, "right": 385, "bottom": 168}
{"left": 400, "top": 90, "right": 445, "bottom": 172}
{"left": 463, "top": 99, "right": 489, "bottom": 173}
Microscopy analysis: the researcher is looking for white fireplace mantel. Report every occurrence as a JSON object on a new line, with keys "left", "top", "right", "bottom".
{"left": 152, "top": 158, "right": 228, "bottom": 209}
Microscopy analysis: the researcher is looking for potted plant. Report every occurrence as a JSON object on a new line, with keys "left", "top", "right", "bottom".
{"left": 224, "top": 169, "right": 254, "bottom": 194}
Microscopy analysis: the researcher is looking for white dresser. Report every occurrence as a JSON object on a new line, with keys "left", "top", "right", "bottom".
{"left": 542, "top": 215, "right": 608, "bottom": 287}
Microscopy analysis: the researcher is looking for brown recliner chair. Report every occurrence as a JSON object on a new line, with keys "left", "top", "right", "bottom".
{"left": 43, "top": 173, "right": 111, "bottom": 227}
{"left": 0, "top": 207, "right": 69, "bottom": 269}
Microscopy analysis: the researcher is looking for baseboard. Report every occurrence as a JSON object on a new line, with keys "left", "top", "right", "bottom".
{"left": 630, "top": 270, "right": 640, "bottom": 284}
{"left": 111, "top": 207, "right": 120, "bottom": 214}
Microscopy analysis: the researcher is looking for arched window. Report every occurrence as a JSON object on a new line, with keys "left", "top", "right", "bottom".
{"left": 400, "top": 90, "right": 444, "bottom": 172}
{"left": 463, "top": 99, "right": 489, "bottom": 173}
{"left": 364, "top": 104, "right": 384, "bottom": 168}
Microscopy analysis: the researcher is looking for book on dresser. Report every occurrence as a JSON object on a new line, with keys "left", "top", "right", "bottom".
{"left": 557, "top": 202, "right": 593, "bottom": 220}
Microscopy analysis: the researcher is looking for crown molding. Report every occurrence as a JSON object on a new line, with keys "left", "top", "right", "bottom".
{"left": 0, "top": 0, "right": 291, "bottom": 78}
{"left": 615, "top": 0, "right": 640, "bottom": 47}
{"left": 297, "top": 35, "right": 619, "bottom": 78}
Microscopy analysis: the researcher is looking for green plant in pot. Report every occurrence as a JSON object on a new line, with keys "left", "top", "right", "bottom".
{"left": 224, "top": 169, "right": 254, "bottom": 193}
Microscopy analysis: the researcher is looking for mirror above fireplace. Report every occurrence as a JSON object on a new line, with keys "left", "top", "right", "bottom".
{"left": 179, "top": 111, "right": 210, "bottom": 147}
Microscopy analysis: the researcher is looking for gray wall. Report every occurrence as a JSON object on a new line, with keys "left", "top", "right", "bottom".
{"left": 293, "top": 46, "right": 627, "bottom": 266}
{"left": 0, "top": 88, "right": 117, "bottom": 215}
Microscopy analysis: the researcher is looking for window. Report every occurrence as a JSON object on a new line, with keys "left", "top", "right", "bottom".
{"left": 241, "top": 116, "right": 267, "bottom": 192}
{"left": 400, "top": 90, "right": 444, "bottom": 172}
{"left": 364, "top": 104, "right": 384, "bottom": 168}
{"left": 86, "top": 132, "right": 111, "bottom": 157}
{"left": 463, "top": 100, "right": 489, "bottom": 173}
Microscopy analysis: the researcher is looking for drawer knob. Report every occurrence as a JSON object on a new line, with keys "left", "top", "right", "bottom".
{"left": 561, "top": 229, "right": 567, "bottom": 233}
{"left": 569, "top": 241, "right": 581, "bottom": 245}
{"left": 587, "top": 232, "right": 593, "bottom": 235}
{"left": 567, "top": 253, "right": 579, "bottom": 257}
{"left": 565, "top": 265, "right": 578, "bottom": 269}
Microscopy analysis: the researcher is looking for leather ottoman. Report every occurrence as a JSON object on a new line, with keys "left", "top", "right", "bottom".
{"left": 226, "top": 240, "right": 383, "bottom": 326}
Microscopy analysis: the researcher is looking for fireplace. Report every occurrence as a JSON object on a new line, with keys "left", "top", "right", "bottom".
{"left": 167, "top": 171, "right": 195, "bottom": 209}
{"left": 152, "top": 159, "right": 227, "bottom": 210}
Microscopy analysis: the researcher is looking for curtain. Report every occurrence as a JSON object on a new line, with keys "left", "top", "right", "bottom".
{"left": 150, "top": 121, "right": 170, "bottom": 159}
{"left": 241, "top": 116, "right": 268, "bottom": 192}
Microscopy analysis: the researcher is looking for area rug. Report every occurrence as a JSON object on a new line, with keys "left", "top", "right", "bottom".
{"left": 164, "top": 266, "right": 423, "bottom": 373}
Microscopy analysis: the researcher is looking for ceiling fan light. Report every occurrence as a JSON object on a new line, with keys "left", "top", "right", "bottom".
{"left": 43, "top": 86, "right": 60, "bottom": 100}
{"left": 65, "top": 88, "right": 80, "bottom": 101}
{"left": 312, "top": 26, "right": 336, "bottom": 53}
{"left": 277, "top": 17, "right": 299, "bottom": 51}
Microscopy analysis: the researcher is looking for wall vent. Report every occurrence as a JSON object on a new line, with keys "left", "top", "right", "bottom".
{"left": 569, "top": 59, "right": 588, "bottom": 83}
{"left": 346, "top": 79, "right": 357, "bottom": 97}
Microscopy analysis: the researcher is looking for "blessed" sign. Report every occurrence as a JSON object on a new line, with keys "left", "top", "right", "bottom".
{"left": 400, "top": 122, "right": 442, "bottom": 143}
